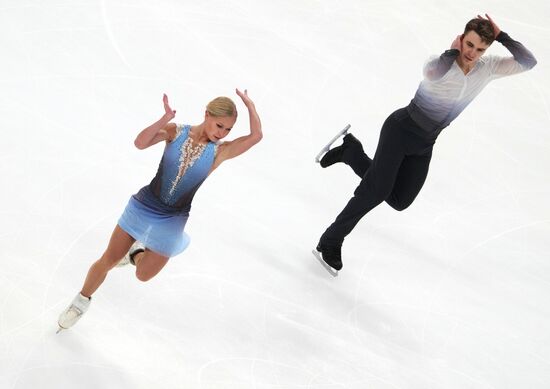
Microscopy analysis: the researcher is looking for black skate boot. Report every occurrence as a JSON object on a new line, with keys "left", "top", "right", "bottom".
{"left": 312, "top": 242, "right": 343, "bottom": 276}
{"left": 320, "top": 133, "right": 362, "bottom": 168}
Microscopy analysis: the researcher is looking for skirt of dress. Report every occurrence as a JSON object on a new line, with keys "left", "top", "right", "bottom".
{"left": 118, "top": 186, "right": 191, "bottom": 257}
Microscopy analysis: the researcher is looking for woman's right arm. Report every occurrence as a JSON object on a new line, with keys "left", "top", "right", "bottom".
{"left": 134, "top": 94, "right": 178, "bottom": 149}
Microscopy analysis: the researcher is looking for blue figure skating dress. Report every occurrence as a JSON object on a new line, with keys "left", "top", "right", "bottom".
{"left": 118, "top": 124, "right": 217, "bottom": 257}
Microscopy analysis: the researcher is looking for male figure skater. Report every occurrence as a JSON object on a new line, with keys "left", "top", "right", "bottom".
{"left": 314, "top": 15, "right": 537, "bottom": 276}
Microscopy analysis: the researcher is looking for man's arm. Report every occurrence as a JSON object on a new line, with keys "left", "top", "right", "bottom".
{"left": 494, "top": 31, "right": 537, "bottom": 71}
{"left": 424, "top": 35, "right": 461, "bottom": 81}
{"left": 478, "top": 14, "right": 537, "bottom": 76}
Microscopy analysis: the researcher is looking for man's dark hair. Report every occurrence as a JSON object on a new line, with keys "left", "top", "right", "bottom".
{"left": 464, "top": 19, "right": 496, "bottom": 44}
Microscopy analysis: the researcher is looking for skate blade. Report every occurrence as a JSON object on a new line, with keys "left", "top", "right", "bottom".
{"left": 314, "top": 124, "right": 351, "bottom": 163}
{"left": 56, "top": 320, "right": 69, "bottom": 334}
{"left": 311, "top": 249, "right": 339, "bottom": 277}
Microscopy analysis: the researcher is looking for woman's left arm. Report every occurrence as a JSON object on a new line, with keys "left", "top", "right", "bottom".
{"left": 214, "top": 89, "right": 263, "bottom": 165}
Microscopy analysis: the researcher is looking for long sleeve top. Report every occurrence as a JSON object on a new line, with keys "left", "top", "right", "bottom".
{"left": 406, "top": 32, "right": 537, "bottom": 137}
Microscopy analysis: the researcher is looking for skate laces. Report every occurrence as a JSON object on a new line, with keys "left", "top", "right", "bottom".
{"left": 68, "top": 305, "right": 83, "bottom": 317}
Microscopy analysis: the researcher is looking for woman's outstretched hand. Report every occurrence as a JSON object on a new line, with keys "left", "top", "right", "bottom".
{"left": 236, "top": 88, "right": 254, "bottom": 107}
{"left": 163, "top": 93, "right": 176, "bottom": 120}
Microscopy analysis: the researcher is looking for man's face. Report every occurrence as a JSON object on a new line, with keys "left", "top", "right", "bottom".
{"left": 460, "top": 31, "right": 491, "bottom": 65}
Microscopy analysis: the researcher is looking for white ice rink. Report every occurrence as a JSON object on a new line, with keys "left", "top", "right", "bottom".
{"left": 1, "top": 1, "right": 549, "bottom": 388}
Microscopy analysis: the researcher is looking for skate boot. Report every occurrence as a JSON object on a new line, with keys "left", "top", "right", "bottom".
{"left": 320, "top": 133, "right": 362, "bottom": 168}
{"left": 315, "top": 124, "right": 351, "bottom": 163}
{"left": 57, "top": 293, "right": 91, "bottom": 333}
{"left": 116, "top": 241, "right": 145, "bottom": 267}
{"left": 312, "top": 242, "right": 343, "bottom": 277}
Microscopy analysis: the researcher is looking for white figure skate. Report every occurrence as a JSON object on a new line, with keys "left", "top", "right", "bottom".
{"left": 57, "top": 293, "right": 91, "bottom": 333}
{"left": 116, "top": 241, "right": 145, "bottom": 267}
{"left": 314, "top": 124, "right": 351, "bottom": 163}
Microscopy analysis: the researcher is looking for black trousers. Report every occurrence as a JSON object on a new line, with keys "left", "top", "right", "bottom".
{"left": 320, "top": 108, "right": 437, "bottom": 246}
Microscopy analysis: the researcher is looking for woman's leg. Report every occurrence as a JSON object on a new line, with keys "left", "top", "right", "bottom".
{"left": 132, "top": 250, "right": 169, "bottom": 282}
{"left": 80, "top": 225, "right": 134, "bottom": 297}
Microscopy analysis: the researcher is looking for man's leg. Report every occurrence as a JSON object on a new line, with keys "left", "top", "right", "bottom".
{"left": 385, "top": 150, "right": 433, "bottom": 211}
{"left": 320, "top": 118, "right": 407, "bottom": 249}
{"left": 320, "top": 134, "right": 372, "bottom": 177}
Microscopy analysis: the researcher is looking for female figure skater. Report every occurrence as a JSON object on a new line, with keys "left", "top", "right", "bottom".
{"left": 58, "top": 89, "right": 262, "bottom": 331}
{"left": 314, "top": 15, "right": 537, "bottom": 276}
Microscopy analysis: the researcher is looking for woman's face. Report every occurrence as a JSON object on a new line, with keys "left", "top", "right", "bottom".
{"left": 204, "top": 112, "right": 237, "bottom": 142}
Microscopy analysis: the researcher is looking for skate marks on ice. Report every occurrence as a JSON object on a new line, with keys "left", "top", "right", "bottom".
{"left": 311, "top": 248, "right": 339, "bottom": 277}
{"left": 314, "top": 124, "right": 351, "bottom": 163}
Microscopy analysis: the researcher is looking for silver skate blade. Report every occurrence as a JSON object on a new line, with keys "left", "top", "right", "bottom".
{"left": 56, "top": 326, "right": 64, "bottom": 334}
{"left": 314, "top": 124, "right": 351, "bottom": 163}
{"left": 312, "top": 249, "right": 339, "bottom": 277}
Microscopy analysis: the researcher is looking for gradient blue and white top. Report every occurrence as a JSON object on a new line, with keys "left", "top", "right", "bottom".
{"left": 147, "top": 124, "right": 217, "bottom": 211}
{"left": 407, "top": 32, "right": 537, "bottom": 137}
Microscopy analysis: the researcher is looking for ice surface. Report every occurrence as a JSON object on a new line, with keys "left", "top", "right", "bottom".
{"left": 1, "top": 1, "right": 549, "bottom": 388}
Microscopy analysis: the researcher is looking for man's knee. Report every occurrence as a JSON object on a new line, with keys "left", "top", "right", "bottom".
{"left": 354, "top": 180, "right": 391, "bottom": 205}
{"left": 387, "top": 196, "right": 414, "bottom": 211}
{"left": 390, "top": 202, "right": 411, "bottom": 212}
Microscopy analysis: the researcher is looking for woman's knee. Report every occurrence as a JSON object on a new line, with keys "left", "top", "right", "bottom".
{"left": 134, "top": 254, "right": 167, "bottom": 282}
{"left": 135, "top": 266, "right": 157, "bottom": 282}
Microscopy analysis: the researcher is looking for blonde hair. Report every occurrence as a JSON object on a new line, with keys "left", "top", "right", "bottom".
{"left": 206, "top": 96, "right": 237, "bottom": 117}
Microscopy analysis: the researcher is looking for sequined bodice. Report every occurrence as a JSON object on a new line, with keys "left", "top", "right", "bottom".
{"left": 148, "top": 124, "right": 216, "bottom": 210}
